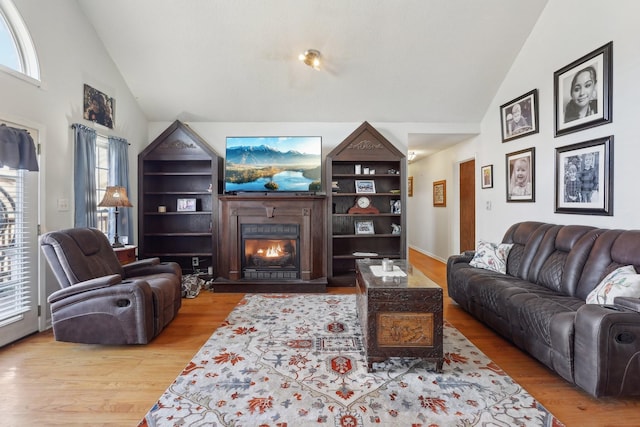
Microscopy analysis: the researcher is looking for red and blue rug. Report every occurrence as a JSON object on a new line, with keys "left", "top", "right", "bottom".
{"left": 140, "top": 294, "right": 564, "bottom": 426}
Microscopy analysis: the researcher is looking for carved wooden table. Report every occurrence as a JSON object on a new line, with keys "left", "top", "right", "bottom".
{"left": 355, "top": 259, "right": 443, "bottom": 372}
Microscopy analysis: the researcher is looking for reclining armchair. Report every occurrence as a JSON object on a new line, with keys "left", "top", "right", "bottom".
{"left": 40, "top": 227, "right": 182, "bottom": 344}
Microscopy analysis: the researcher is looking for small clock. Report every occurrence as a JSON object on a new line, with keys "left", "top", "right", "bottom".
{"left": 357, "top": 196, "right": 371, "bottom": 208}
{"left": 348, "top": 196, "right": 379, "bottom": 214}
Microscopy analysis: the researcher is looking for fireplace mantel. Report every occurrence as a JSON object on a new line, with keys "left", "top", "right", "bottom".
{"left": 215, "top": 195, "right": 327, "bottom": 292}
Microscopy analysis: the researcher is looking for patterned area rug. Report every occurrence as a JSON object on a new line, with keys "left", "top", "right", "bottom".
{"left": 140, "top": 294, "right": 564, "bottom": 427}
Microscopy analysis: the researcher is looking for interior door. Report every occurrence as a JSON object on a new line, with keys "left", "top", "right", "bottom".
{"left": 459, "top": 159, "right": 475, "bottom": 252}
{"left": 0, "top": 120, "right": 40, "bottom": 347}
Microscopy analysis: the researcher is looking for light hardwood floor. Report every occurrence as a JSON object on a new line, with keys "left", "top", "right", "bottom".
{"left": 1, "top": 249, "right": 638, "bottom": 426}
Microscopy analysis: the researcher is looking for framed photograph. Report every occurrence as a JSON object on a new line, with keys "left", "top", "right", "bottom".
{"left": 481, "top": 165, "right": 493, "bottom": 189}
{"left": 555, "top": 136, "right": 613, "bottom": 216}
{"left": 506, "top": 148, "right": 535, "bottom": 202}
{"left": 433, "top": 180, "right": 446, "bottom": 207}
{"left": 83, "top": 84, "right": 115, "bottom": 129}
{"left": 554, "top": 42, "right": 612, "bottom": 137}
{"left": 355, "top": 179, "right": 376, "bottom": 194}
{"left": 390, "top": 199, "right": 401, "bottom": 214}
{"left": 500, "top": 89, "right": 539, "bottom": 142}
{"left": 355, "top": 220, "right": 375, "bottom": 235}
{"left": 177, "top": 198, "right": 196, "bottom": 212}
{"left": 408, "top": 176, "right": 413, "bottom": 197}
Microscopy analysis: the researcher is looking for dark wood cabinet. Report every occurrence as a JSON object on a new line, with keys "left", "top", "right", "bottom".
{"left": 326, "top": 122, "right": 406, "bottom": 285}
{"left": 138, "top": 120, "right": 223, "bottom": 274}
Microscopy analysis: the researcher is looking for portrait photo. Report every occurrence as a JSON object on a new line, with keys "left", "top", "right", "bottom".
{"left": 506, "top": 148, "right": 535, "bottom": 202}
{"left": 555, "top": 136, "right": 613, "bottom": 216}
{"left": 554, "top": 42, "right": 612, "bottom": 136}
{"left": 500, "top": 89, "right": 539, "bottom": 142}
{"left": 83, "top": 84, "right": 115, "bottom": 129}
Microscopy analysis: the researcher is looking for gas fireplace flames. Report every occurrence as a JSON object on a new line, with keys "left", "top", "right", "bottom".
{"left": 257, "top": 244, "right": 284, "bottom": 258}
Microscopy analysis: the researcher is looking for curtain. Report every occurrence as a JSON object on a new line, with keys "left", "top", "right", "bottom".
{"left": 72, "top": 124, "right": 97, "bottom": 227}
{"left": 108, "top": 136, "right": 133, "bottom": 244}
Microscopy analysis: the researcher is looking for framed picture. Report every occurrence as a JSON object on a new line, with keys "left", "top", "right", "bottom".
{"left": 506, "top": 147, "right": 535, "bottom": 202}
{"left": 177, "top": 198, "right": 196, "bottom": 212}
{"left": 355, "top": 179, "right": 376, "bottom": 194}
{"left": 390, "top": 199, "right": 401, "bottom": 214}
{"left": 555, "top": 136, "right": 613, "bottom": 216}
{"left": 554, "top": 42, "right": 612, "bottom": 137}
{"left": 481, "top": 165, "right": 493, "bottom": 189}
{"left": 433, "top": 180, "right": 446, "bottom": 207}
{"left": 83, "top": 84, "right": 115, "bottom": 129}
{"left": 355, "top": 220, "right": 375, "bottom": 235}
{"left": 500, "top": 89, "right": 539, "bottom": 142}
{"left": 408, "top": 176, "right": 413, "bottom": 197}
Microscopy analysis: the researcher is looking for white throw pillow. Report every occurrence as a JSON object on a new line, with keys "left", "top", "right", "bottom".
{"left": 469, "top": 241, "right": 514, "bottom": 274}
{"left": 586, "top": 265, "right": 640, "bottom": 304}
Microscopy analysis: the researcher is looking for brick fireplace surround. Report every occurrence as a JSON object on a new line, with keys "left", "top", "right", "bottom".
{"left": 215, "top": 195, "right": 327, "bottom": 292}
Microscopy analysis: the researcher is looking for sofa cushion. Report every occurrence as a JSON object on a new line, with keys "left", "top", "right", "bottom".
{"left": 469, "top": 241, "right": 513, "bottom": 274}
{"left": 586, "top": 265, "right": 640, "bottom": 304}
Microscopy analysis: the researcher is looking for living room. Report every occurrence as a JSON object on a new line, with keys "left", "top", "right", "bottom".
{"left": 1, "top": 0, "right": 639, "bottom": 425}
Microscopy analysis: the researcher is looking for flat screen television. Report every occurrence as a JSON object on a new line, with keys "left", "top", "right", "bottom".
{"left": 224, "top": 136, "right": 322, "bottom": 193}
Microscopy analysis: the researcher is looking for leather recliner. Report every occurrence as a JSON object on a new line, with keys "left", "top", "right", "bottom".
{"left": 40, "top": 227, "right": 182, "bottom": 344}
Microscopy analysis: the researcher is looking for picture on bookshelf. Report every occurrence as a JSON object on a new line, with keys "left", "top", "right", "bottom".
{"left": 355, "top": 220, "right": 375, "bottom": 235}
{"left": 355, "top": 179, "right": 376, "bottom": 194}
{"left": 177, "top": 198, "right": 196, "bottom": 212}
{"left": 390, "top": 199, "right": 401, "bottom": 214}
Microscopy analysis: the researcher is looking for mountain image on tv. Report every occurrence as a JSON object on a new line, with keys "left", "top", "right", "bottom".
{"left": 224, "top": 137, "right": 322, "bottom": 192}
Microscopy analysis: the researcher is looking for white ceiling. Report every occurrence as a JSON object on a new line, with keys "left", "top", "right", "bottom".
{"left": 77, "top": 0, "right": 548, "bottom": 157}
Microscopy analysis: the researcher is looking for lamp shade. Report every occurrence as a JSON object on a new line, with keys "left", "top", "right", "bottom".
{"left": 98, "top": 186, "right": 133, "bottom": 208}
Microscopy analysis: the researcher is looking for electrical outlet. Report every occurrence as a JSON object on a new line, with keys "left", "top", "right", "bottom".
{"left": 192, "top": 257, "right": 199, "bottom": 267}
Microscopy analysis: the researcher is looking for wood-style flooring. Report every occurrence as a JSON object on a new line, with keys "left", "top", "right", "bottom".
{"left": 0, "top": 249, "right": 638, "bottom": 426}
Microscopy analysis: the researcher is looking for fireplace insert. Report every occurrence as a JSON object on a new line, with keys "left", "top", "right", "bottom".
{"left": 241, "top": 224, "right": 299, "bottom": 279}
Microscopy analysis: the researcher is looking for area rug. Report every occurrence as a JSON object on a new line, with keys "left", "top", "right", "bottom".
{"left": 140, "top": 294, "right": 564, "bottom": 427}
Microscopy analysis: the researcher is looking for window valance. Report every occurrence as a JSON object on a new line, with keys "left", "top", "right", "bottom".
{"left": 0, "top": 124, "right": 39, "bottom": 171}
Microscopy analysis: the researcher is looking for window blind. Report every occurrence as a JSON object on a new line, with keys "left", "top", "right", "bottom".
{"left": 0, "top": 167, "right": 31, "bottom": 325}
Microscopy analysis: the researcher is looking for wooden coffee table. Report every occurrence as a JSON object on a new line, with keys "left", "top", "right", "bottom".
{"left": 355, "top": 259, "right": 443, "bottom": 372}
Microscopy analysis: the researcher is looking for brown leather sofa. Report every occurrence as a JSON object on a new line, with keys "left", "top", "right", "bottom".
{"left": 447, "top": 221, "right": 640, "bottom": 397}
{"left": 40, "top": 227, "right": 182, "bottom": 345}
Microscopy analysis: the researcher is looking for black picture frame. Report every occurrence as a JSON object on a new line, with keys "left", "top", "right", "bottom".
{"left": 506, "top": 147, "right": 535, "bottom": 202}
{"left": 500, "top": 89, "right": 539, "bottom": 142}
{"left": 481, "top": 164, "right": 493, "bottom": 189}
{"left": 554, "top": 42, "right": 612, "bottom": 137}
{"left": 83, "top": 84, "right": 115, "bottom": 129}
{"left": 554, "top": 136, "right": 613, "bottom": 216}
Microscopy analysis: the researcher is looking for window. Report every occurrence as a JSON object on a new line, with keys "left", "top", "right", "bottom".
{"left": 0, "top": 166, "right": 31, "bottom": 325}
{"left": 0, "top": 11, "right": 20, "bottom": 71}
{"left": 96, "top": 135, "right": 109, "bottom": 234}
{"left": 0, "top": 0, "right": 39, "bottom": 81}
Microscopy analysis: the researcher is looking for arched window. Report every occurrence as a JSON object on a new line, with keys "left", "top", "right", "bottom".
{"left": 0, "top": 0, "right": 39, "bottom": 81}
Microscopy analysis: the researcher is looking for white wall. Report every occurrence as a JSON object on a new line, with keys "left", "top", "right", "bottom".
{"left": 409, "top": 0, "right": 640, "bottom": 261}
{"left": 0, "top": 0, "right": 148, "bottom": 321}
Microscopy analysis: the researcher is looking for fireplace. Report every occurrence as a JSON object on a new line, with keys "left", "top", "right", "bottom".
{"left": 216, "top": 195, "right": 327, "bottom": 292}
{"left": 242, "top": 224, "right": 299, "bottom": 279}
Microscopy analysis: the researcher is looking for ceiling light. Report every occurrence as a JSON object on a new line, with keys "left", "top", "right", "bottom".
{"left": 408, "top": 151, "right": 416, "bottom": 162}
{"left": 299, "top": 49, "right": 321, "bottom": 70}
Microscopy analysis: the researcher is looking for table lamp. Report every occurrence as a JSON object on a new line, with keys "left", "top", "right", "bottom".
{"left": 98, "top": 186, "right": 133, "bottom": 247}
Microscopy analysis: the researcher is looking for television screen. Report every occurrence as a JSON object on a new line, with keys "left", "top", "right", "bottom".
{"left": 224, "top": 136, "right": 322, "bottom": 193}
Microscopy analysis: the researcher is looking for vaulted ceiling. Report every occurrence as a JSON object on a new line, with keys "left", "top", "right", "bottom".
{"left": 77, "top": 0, "right": 548, "bottom": 154}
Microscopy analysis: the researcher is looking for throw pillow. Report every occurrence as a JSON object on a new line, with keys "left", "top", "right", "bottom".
{"left": 469, "top": 240, "right": 514, "bottom": 274}
{"left": 586, "top": 265, "right": 640, "bottom": 304}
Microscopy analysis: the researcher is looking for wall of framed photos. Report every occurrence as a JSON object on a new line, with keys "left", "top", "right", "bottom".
{"left": 408, "top": 1, "right": 639, "bottom": 259}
